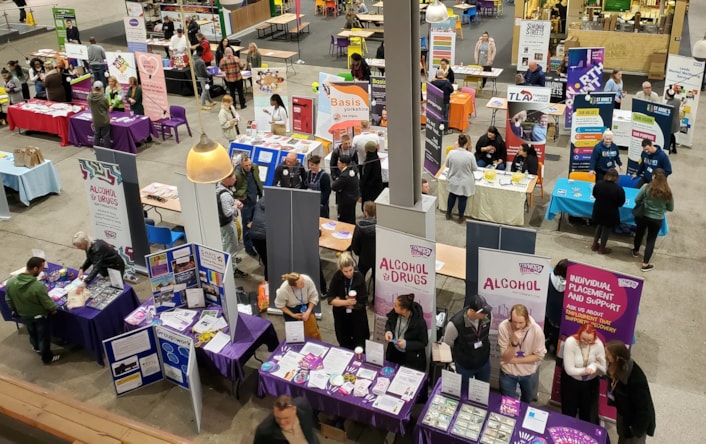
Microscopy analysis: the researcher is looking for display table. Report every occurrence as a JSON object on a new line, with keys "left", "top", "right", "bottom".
{"left": 258, "top": 339, "right": 427, "bottom": 435}
{"left": 141, "top": 182, "right": 181, "bottom": 222}
{"left": 7, "top": 100, "right": 82, "bottom": 146}
{"left": 0, "top": 151, "right": 62, "bottom": 206}
{"left": 164, "top": 67, "right": 194, "bottom": 96}
{"left": 545, "top": 178, "right": 669, "bottom": 236}
{"left": 448, "top": 91, "right": 473, "bottom": 133}
{"left": 452, "top": 66, "right": 503, "bottom": 95}
{"left": 68, "top": 111, "right": 157, "bottom": 154}
{"left": 415, "top": 380, "right": 608, "bottom": 444}
{"left": 0, "top": 263, "right": 140, "bottom": 366}
{"left": 435, "top": 243, "right": 466, "bottom": 280}
{"left": 319, "top": 217, "right": 356, "bottom": 252}
{"left": 436, "top": 167, "right": 537, "bottom": 226}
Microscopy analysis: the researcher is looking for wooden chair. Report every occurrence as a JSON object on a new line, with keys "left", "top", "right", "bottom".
{"left": 529, "top": 161, "right": 544, "bottom": 207}
{"left": 568, "top": 171, "right": 596, "bottom": 183}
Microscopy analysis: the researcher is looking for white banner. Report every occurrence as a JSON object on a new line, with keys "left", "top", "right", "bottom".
{"left": 428, "top": 22, "right": 456, "bottom": 80}
{"left": 517, "top": 20, "right": 552, "bottom": 70}
{"left": 64, "top": 43, "right": 88, "bottom": 60}
{"left": 78, "top": 159, "right": 136, "bottom": 280}
{"left": 253, "top": 64, "right": 288, "bottom": 135}
{"left": 125, "top": 1, "right": 143, "bottom": 17}
{"left": 373, "top": 227, "right": 436, "bottom": 342}
{"left": 106, "top": 51, "right": 137, "bottom": 86}
{"left": 123, "top": 16, "right": 148, "bottom": 54}
{"left": 327, "top": 82, "right": 369, "bottom": 134}
{"left": 663, "top": 54, "right": 705, "bottom": 147}
{"left": 315, "top": 72, "right": 346, "bottom": 140}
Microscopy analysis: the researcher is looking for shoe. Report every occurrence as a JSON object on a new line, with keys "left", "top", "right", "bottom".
{"left": 598, "top": 247, "right": 612, "bottom": 255}
{"left": 631, "top": 249, "right": 639, "bottom": 258}
{"left": 641, "top": 264, "right": 655, "bottom": 272}
{"left": 240, "top": 105, "right": 247, "bottom": 109}
{"left": 671, "top": 149, "right": 677, "bottom": 155}
{"left": 591, "top": 241, "right": 599, "bottom": 252}
{"left": 146, "top": 136, "right": 153, "bottom": 143}
{"left": 43, "top": 354, "right": 60, "bottom": 365}
{"left": 246, "top": 249, "right": 258, "bottom": 258}
{"left": 209, "top": 101, "right": 217, "bottom": 106}
{"left": 445, "top": 213, "right": 452, "bottom": 220}
{"left": 201, "top": 105, "right": 213, "bottom": 110}
{"left": 457, "top": 216, "right": 465, "bottom": 224}
{"left": 234, "top": 269, "right": 248, "bottom": 278}
{"left": 32, "top": 347, "right": 40, "bottom": 353}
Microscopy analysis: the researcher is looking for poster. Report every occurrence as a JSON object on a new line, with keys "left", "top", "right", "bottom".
{"left": 158, "top": 3, "right": 226, "bottom": 40}
{"left": 125, "top": 1, "right": 144, "bottom": 17}
{"left": 135, "top": 51, "right": 169, "bottom": 121}
{"left": 627, "top": 99, "right": 673, "bottom": 174}
{"left": 374, "top": 227, "right": 436, "bottom": 341}
{"left": 369, "top": 76, "right": 386, "bottom": 127}
{"left": 253, "top": 64, "right": 288, "bottom": 136}
{"left": 124, "top": 16, "right": 148, "bottom": 54}
{"left": 424, "top": 82, "right": 444, "bottom": 175}
{"left": 78, "top": 159, "right": 136, "bottom": 281}
{"left": 52, "top": 7, "right": 77, "bottom": 50}
{"left": 106, "top": 51, "right": 137, "bottom": 86}
{"left": 663, "top": 55, "right": 704, "bottom": 147}
{"left": 565, "top": 48, "right": 604, "bottom": 128}
{"left": 102, "top": 326, "right": 163, "bottom": 396}
{"left": 569, "top": 92, "right": 615, "bottom": 172}
{"left": 549, "top": 262, "right": 643, "bottom": 420}
{"left": 291, "top": 96, "right": 314, "bottom": 134}
{"left": 156, "top": 326, "right": 193, "bottom": 389}
{"left": 315, "top": 72, "right": 346, "bottom": 140}
{"left": 64, "top": 43, "right": 88, "bottom": 60}
{"left": 517, "top": 20, "right": 552, "bottom": 70}
{"left": 428, "top": 20, "right": 456, "bottom": 80}
{"left": 505, "top": 86, "right": 552, "bottom": 164}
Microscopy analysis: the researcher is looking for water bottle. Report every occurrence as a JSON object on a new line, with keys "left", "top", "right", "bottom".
{"left": 525, "top": 170, "right": 529, "bottom": 180}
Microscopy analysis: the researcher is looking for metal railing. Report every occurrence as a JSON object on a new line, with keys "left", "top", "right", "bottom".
{"left": 0, "top": 3, "right": 58, "bottom": 31}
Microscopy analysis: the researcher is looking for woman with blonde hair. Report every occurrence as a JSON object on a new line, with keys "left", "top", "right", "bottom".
{"left": 246, "top": 42, "right": 262, "bottom": 69}
{"left": 327, "top": 253, "right": 369, "bottom": 350}
{"left": 105, "top": 76, "right": 124, "bottom": 112}
{"left": 218, "top": 94, "right": 241, "bottom": 143}
{"left": 275, "top": 272, "right": 321, "bottom": 339}
{"left": 632, "top": 168, "right": 674, "bottom": 272}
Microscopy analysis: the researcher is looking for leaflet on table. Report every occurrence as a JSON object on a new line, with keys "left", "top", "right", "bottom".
{"left": 441, "top": 369, "right": 462, "bottom": 398}
{"left": 203, "top": 331, "right": 231, "bottom": 353}
{"left": 300, "top": 342, "right": 330, "bottom": 358}
{"left": 467, "top": 378, "right": 490, "bottom": 406}
{"left": 372, "top": 394, "right": 405, "bottom": 415}
{"left": 272, "top": 351, "right": 304, "bottom": 380}
{"left": 322, "top": 348, "right": 354, "bottom": 375}
{"left": 388, "top": 367, "right": 425, "bottom": 401}
{"left": 522, "top": 406, "right": 549, "bottom": 434}
{"left": 308, "top": 369, "right": 329, "bottom": 389}
{"left": 365, "top": 339, "right": 384, "bottom": 367}
{"left": 159, "top": 313, "right": 192, "bottom": 331}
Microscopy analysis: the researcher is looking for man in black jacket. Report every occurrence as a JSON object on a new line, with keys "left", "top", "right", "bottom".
{"left": 162, "top": 16, "right": 175, "bottom": 57}
{"left": 253, "top": 395, "right": 320, "bottom": 444}
{"left": 273, "top": 151, "right": 307, "bottom": 189}
{"left": 331, "top": 154, "right": 359, "bottom": 224}
{"left": 329, "top": 134, "right": 357, "bottom": 180}
{"left": 430, "top": 69, "right": 455, "bottom": 135}
{"left": 351, "top": 201, "right": 376, "bottom": 301}
{"left": 443, "top": 294, "right": 493, "bottom": 382}
{"left": 65, "top": 19, "right": 81, "bottom": 44}
{"left": 185, "top": 16, "right": 200, "bottom": 46}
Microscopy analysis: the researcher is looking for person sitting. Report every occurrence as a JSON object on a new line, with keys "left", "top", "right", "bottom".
{"left": 511, "top": 143, "right": 539, "bottom": 175}
{"left": 355, "top": 0, "right": 368, "bottom": 14}
{"left": 475, "top": 126, "right": 507, "bottom": 170}
{"left": 438, "top": 58, "right": 455, "bottom": 84}
{"left": 350, "top": 53, "right": 371, "bottom": 82}
{"left": 523, "top": 61, "right": 546, "bottom": 87}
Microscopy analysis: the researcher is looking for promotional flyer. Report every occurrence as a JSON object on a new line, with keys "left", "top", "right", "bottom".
{"left": 569, "top": 92, "right": 616, "bottom": 172}
{"left": 565, "top": 48, "right": 604, "bottom": 128}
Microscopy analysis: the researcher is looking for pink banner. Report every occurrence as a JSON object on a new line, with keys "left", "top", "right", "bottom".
{"left": 135, "top": 52, "right": 169, "bottom": 121}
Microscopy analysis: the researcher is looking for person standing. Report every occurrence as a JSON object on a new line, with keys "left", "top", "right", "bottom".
{"left": 215, "top": 38, "right": 233, "bottom": 67}
{"left": 192, "top": 46, "right": 214, "bottom": 110}
{"left": 446, "top": 134, "right": 478, "bottom": 223}
{"left": 248, "top": 197, "right": 268, "bottom": 277}
{"left": 218, "top": 95, "right": 241, "bottom": 143}
{"left": 7, "top": 60, "right": 30, "bottom": 101}
{"left": 591, "top": 168, "right": 625, "bottom": 255}
{"left": 474, "top": 32, "right": 496, "bottom": 89}
{"left": 253, "top": 395, "right": 320, "bottom": 444}
{"left": 475, "top": 126, "right": 507, "bottom": 169}
{"left": 329, "top": 134, "right": 358, "bottom": 180}
{"left": 185, "top": 16, "right": 200, "bottom": 46}
{"left": 5, "top": 257, "right": 60, "bottom": 364}
{"left": 604, "top": 69, "right": 625, "bottom": 109}
{"left": 443, "top": 294, "right": 493, "bottom": 383}
{"left": 327, "top": 252, "right": 370, "bottom": 351}
{"left": 87, "top": 81, "right": 111, "bottom": 148}
{"left": 275, "top": 272, "right": 321, "bottom": 340}
{"left": 219, "top": 48, "right": 246, "bottom": 109}
{"left": 263, "top": 93, "right": 287, "bottom": 134}
{"left": 664, "top": 88, "right": 681, "bottom": 154}
{"left": 350, "top": 53, "right": 371, "bottom": 82}
{"left": 632, "top": 168, "right": 673, "bottom": 272}
{"left": 498, "top": 304, "right": 546, "bottom": 403}
{"left": 65, "top": 19, "right": 81, "bottom": 44}
{"left": 273, "top": 151, "right": 306, "bottom": 189}
{"left": 561, "top": 323, "right": 606, "bottom": 424}
{"left": 331, "top": 154, "right": 360, "bottom": 224}
{"left": 306, "top": 155, "right": 331, "bottom": 218}
{"left": 351, "top": 201, "right": 376, "bottom": 298}
{"left": 635, "top": 81, "right": 660, "bottom": 103}
{"left": 352, "top": 120, "right": 380, "bottom": 164}
{"left": 359, "top": 141, "right": 384, "bottom": 212}
{"left": 43, "top": 62, "right": 66, "bottom": 102}
{"left": 193, "top": 33, "right": 214, "bottom": 66}
{"left": 162, "top": 16, "right": 174, "bottom": 58}
{"left": 605, "top": 340, "right": 656, "bottom": 443}
{"left": 216, "top": 170, "right": 247, "bottom": 278}
{"left": 234, "top": 154, "right": 263, "bottom": 258}
{"left": 430, "top": 69, "right": 454, "bottom": 134}
{"left": 544, "top": 258, "right": 568, "bottom": 354}
{"left": 589, "top": 130, "right": 622, "bottom": 182}
{"left": 246, "top": 43, "right": 262, "bottom": 69}
{"left": 12, "top": 0, "right": 27, "bottom": 23}
{"left": 2, "top": 68, "right": 24, "bottom": 104}
{"left": 384, "top": 294, "right": 428, "bottom": 372}
{"left": 87, "top": 37, "right": 107, "bottom": 83}
{"left": 72, "top": 231, "right": 125, "bottom": 282}
{"left": 28, "top": 58, "right": 45, "bottom": 97}
{"left": 169, "top": 28, "right": 189, "bottom": 61}
{"left": 105, "top": 76, "right": 124, "bottom": 112}
{"left": 126, "top": 76, "right": 144, "bottom": 115}
{"left": 632, "top": 139, "right": 672, "bottom": 187}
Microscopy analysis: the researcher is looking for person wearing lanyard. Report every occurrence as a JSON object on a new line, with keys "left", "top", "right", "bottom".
{"left": 443, "top": 294, "right": 493, "bottom": 383}
{"left": 263, "top": 93, "right": 288, "bottom": 135}
{"left": 498, "top": 304, "right": 546, "bottom": 403}
{"left": 326, "top": 253, "right": 369, "bottom": 351}
{"left": 275, "top": 272, "right": 321, "bottom": 340}
{"left": 561, "top": 323, "right": 606, "bottom": 424}
{"left": 589, "top": 130, "right": 622, "bottom": 182}
{"left": 384, "top": 293, "right": 428, "bottom": 373}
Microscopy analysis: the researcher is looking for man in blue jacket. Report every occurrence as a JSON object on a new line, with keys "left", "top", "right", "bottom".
{"left": 589, "top": 130, "right": 623, "bottom": 181}
{"left": 632, "top": 138, "right": 672, "bottom": 187}
{"left": 523, "top": 61, "right": 546, "bottom": 87}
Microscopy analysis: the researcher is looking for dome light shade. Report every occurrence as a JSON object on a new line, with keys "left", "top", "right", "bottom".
{"left": 185, "top": 134, "right": 233, "bottom": 183}
{"left": 426, "top": 0, "right": 449, "bottom": 24}
{"left": 693, "top": 31, "right": 706, "bottom": 61}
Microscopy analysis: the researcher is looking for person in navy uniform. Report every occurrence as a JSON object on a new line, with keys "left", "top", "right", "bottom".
{"left": 589, "top": 130, "right": 622, "bottom": 182}
{"left": 331, "top": 154, "right": 359, "bottom": 224}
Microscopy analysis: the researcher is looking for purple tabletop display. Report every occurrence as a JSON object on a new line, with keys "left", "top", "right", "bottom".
{"left": 68, "top": 111, "right": 158, "bottom": 154}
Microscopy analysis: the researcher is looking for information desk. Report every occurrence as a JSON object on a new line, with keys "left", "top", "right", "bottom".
{"left": 0, "top": 263, "right": 140, "bottom": 366}
{"left": 258, "top": 339, "right": 427, "bottom": 435}
{"left": 449, "top": 91, "right": 474, "bottom": 133}
{"left": 0, "top": 151, "right": 62, "bottom": 206}
{"left": 452, "top": 66, "right": 503, "bottom": 95}
{"left": 436, "top": 167, "right": 537, "bottom": 226}
{"left": 545, "top": 178, "right": 669, "bottom": 236}
{"left": 415, "top": 380, "right": 608, "bottom": 444}
{"left": 68, "top": 111, "right": 157, "bottom": 154}
{"left": 7, "top": 100, "right": 83, "bottom": 146}
{"left": 125, "top": 301, "right": 279, "bottom": 397}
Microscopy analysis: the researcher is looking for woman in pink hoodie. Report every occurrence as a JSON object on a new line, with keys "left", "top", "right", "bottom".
{"left": 474, "top": 31, "right": 496, "bottom": 89}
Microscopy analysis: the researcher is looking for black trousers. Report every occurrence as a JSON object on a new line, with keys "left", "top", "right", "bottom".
{"left": 252, "top": 238, "right": 268, "bottom": 278}
{"left": 338, "top": 202, "right": 356, "bottom": 224}
{"left": 226, "top": 79, "right": 246, "bottom": 107}
{"left": 560, "top": 369, "right": 599, "bottom": 424}
{"left": 634, "top": 216, "right": 663, "bottom": 263}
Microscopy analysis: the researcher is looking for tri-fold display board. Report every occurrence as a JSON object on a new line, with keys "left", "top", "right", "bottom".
{"left": 228, "top": 142, "right": 306, "bottom": 187}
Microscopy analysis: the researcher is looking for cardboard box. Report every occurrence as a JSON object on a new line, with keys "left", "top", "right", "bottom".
{"left": 563, "top": 37, "right": 581, "bottom": 50}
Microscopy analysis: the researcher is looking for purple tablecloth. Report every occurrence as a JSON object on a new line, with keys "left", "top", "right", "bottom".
{"left": 0, "top": 263, "right": 140, "bottom": 366}
{"left": 124, "top": 302, "right": 279, "bottom": 381}
{"left": 257, "top": 339, "right": 427, "bottom": 435}
{"left": 68, "top": 111, "right": 158, "bottom": 154}
{"left": 415, "top": 380, "right": 609, "bottom": 444}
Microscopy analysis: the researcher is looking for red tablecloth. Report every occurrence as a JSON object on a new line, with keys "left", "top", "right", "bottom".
{"left": 7, "top": 99, "right": 80, "bottom": 146}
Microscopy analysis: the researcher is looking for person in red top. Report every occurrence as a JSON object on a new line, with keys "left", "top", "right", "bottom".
{"left": 218, "top": 47, "right": 246, "bottom": 109}
{"left": 192, "top": 32, "right": 214, "bottom": 66}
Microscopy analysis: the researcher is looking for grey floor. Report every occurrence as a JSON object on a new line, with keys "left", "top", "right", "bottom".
{"left": 0, "top": 0, "right": 705, "bottom": 443}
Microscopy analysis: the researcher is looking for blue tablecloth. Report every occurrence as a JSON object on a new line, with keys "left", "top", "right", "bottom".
{"left": 0, "top": 263, "right": 140, "bottom": 365}
{"left": 545, "top": 178, "right": 668, "bottom": 236}
{"left": 0, "top": 152, "right": 62, "bottom": 206}
{"left": 416, "top": 380, "right": 608, "bottom": 444}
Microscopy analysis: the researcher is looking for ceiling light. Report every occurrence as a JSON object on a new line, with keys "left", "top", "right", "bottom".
{"left": 186, "top": 134, "right": 233, "bottom": 183}
{"left": 426, "top": 0, "right": 449, "bottom": 24}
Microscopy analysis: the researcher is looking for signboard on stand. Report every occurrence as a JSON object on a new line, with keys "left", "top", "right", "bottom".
{"left": 135, "top": 51, "right": 169, "bottom": 121}
{"left": 52, "top": 8, "right": 77, "bottom": 50}
{"left": 327, "top": 82, "right": 370, "bottom": 136}
{"left": 124, "top": 16, "right": 148, "bottom": 54}
{"left": 291, "top": 96, "right": 314, "bottom": 134}
{"left": 424, "top": 82, "right": 444, "bottom": 176}
{"left": 565, "top": 48, "right": 604, "bottom": 128}
{"left": 505, "top": 85, "right": 551, "bottom": 164}
{"left": 663, "top": 55, "right": 704, "bottom": 147}
{"left": 627, "top": 99, "right": 673, "bottom": 174}
{"left": 106, "top": 51, "right": 137, "bottom": 87}
{"left": 315, "top": 72, "right": 346, "bottom": 140}
{"left": 428, "top": 18, "right": 457, "bottom": 80}
{"left": 569, "top": 92, "right": 615, "bottom": 172}
{"left": 253, "top": 64, "right": 288, "bottom": 136}
{"left": 370, "top": 76, "right": 386, "bottom": 127}
{"left": 517, "top": 20, "right": 552, "bottom": 70}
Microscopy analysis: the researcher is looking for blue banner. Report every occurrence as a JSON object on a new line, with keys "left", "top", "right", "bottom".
{"left": 627, "top": 99, "right": 673, "bottom": 174}
{"left": 102, "top": 326, "right": 163, "bottom": 396}
{"left": 569, "top": 92, "right": 615, "bottom": 172}
{"left": 565, "top": 48, "right": 604, "bottom": 128}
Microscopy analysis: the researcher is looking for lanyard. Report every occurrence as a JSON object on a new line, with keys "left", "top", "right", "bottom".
{"left": 345, "top": 278, "right": 352, "bottom": 296}
{"left": 517, "top": 329, "right": 529, "bottom": 351}
{"left": 292, "top": 287, "right": 305, "bottom": 306}
{"left": 581, "top": 343, "right": 591, "bottom": 368}
{"left": 470, "top": 321, "right": 483, "bottom": 340}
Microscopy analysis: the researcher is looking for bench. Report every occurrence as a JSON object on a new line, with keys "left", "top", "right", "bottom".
{"left": 288, "top": 21, "right": 310, "bottom": 40}
{"left": 256, "top": 23, "right": 273, "bottom": 38}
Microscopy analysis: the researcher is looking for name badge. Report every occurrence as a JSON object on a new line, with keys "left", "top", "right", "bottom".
{"left": 606, "top": 161, "right": 613, "bottom": 167}
{"left": 474, "top": 341, "right": 483, "bottom": 349}
{"left": 607, "top": 391, "right": 615, "bottom": 402}
{"left": 515, "top": 350, "right": 525, "bottom": 358}
{"left": 300, "top": 305, "right": 308, "bottom": 313}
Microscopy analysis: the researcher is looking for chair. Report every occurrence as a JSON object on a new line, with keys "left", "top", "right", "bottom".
{"left": 329, "top": 34, "right": 336, "bottom": 55}
{"left": 335, "top": 36, "right": 350, "bottom": 57}
{"left": 159, "top": 106, "right": 192, "bottom": 143}
{"left": 146, "top": 224, "right": 186, "bottom": 249}
{"left": 568, "top": 171, "right": 596, "bottom": 183}
{"left": 460, "top": 86, "right": 477, "bottom": 117}
{"left": 291, "top": 133, "right": 311, "bottom": 140}
{"left": 261, "top": 63, "right": 269, "bottom": 68}
{"left": 347, "top": 46, "right": 362, "bottom": 68}
{"left": 420, "top": 36, "right": 428, "bottom": 51}
{"left": 463, "top": 64, "right": 483, "bottom": 90}
{"left": 454, "top": 15, "right": 463, "bottom": 40}
{"left": 324, "top": 0, "right": 338, "bottom": 16}
{"left": 462, "top": 6, "right": 477, "bottom": 24}
{"left": 315, "top": 0, "right": 326, "bottom": 15}
{"left": 274, "top": 0, "right": 286, "bottom": 14}
{"left": 350, "top": 28, "right": 368, "bottom": 54}
{"left": 493, "top": 0, "right": 503, "bottom": 16}
{"left": 444, "top": 145, "right": 455, "bottom": 162}
{"left": 529, "top": 161, "right": 544, "bottom": 207}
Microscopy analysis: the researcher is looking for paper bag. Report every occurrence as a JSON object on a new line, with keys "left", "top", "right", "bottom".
{"left": 26, "top": 147, "right": 45, "bottom": 167}
{"left": 13, "top": 148, "right": 24, "bottom": 167}
{"left": 304, "top": 314, "right": 322, "bottom": 340}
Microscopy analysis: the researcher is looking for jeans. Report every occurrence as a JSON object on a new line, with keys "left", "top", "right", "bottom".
{"left": 455, "top": 360, "right": 491, "bottom": 383}
{"left": 633, "top": 216, "right": 663, "bottom": 263}
{"left": 90, "top": 64, "right": 106, "bottom": 84}
{"left": 446, "top": 193, "right": 468, "bottom": 218}
{"left": 24, "top": 316, "right": 53, "bottom": 363}
{"left": 94, "top": 124, "right": 111, "bottom": 148}
{"left": 34, "top": 81, "right": 45, "bottom": 96}
{"left": 240, "top": 202, "right": 255, "bottom": 252}
{"left": 499, "top": 369, "right": 536, "bottom": 403}
{"left": 477, "top": 159, "right": 506, "bottom": 170}
{"left": 197, "top": 77, "right": 211, "bottom": 105}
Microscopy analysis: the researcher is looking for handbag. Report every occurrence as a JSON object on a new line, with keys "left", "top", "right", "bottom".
{"left": 632, "top": 199, "right": 645, "bottom": 219}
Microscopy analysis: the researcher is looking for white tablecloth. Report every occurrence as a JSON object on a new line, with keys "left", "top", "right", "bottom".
{"left": 0, "top": 152, "right": 61, "bottom": 206}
